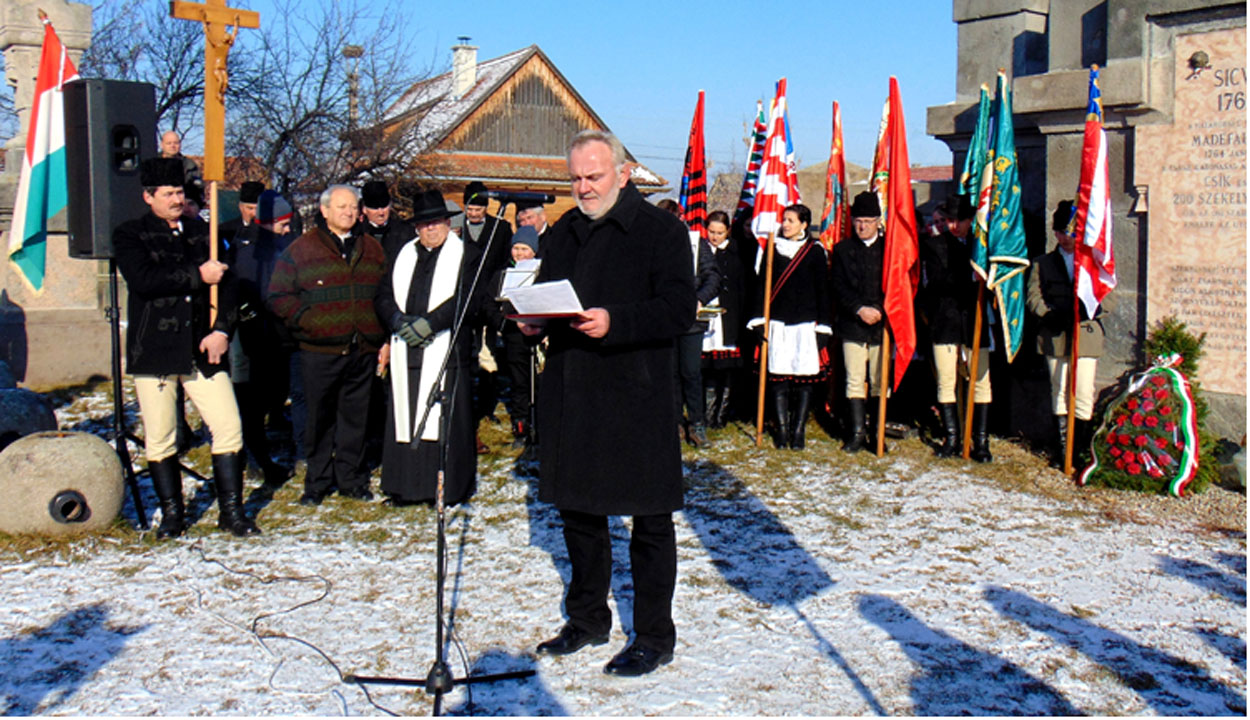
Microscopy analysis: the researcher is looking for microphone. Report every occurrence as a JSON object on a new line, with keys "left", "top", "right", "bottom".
{"left": 482, "top": 190, "right": 555, "bottom": 205}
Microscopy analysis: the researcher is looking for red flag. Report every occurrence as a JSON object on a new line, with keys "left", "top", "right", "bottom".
{"left": 818, "top": 100, "right": 849, "bottom": 252}
{"left": 679, "top": 90, "right": 708, "bottom": 240}
{"left": 880, "top": 77, "right": 919, "bottom": 392}
{"left": 734, "top": 100, "right": 767, "bottom": 224}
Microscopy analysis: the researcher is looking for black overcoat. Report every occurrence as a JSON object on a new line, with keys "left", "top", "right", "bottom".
{"left": 918, "top": 231, "right": 977, "bottom": 345}
{"left": 535, "top": 183, "right": 696, "bottom": 516}
{"left": 830, "top": 236, "right": 885, "bottom": 344}
{"left": 114, "top": 212, "right": 236, "bottom": 376}
{"left": 708, "top": 241, "right": 746, "bottom": 348}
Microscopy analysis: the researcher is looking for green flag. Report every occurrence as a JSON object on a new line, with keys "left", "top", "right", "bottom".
{"left": 985, "top": 71, "right": 1030, "bottom": 363}
{"left": 962, "top": 85, "right": 992, "bottom": 281}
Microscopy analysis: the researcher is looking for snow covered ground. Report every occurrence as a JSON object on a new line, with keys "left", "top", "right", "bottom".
{"left": 0, "top": 393, "right": 1245, "bottom": 716}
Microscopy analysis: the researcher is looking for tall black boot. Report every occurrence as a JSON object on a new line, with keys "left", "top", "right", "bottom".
{"left": 843, "top": 398, "right": 868, "bottom": 453}
{"left": 213, "top": 452, "right": 261, "bottom": 537}
{"left": 790, "top": 385, "right": 812, "bottom": 449}
{"left": 970, "top": 403, "right": 993, "bottom": 463}
{"left": 935, "top": 403, "right": 961, "bottom": 458}
{"left": 1053, "top": 414, "right": 1068, "bottom": 467}
{"left": 1073, "top": 418, "right": 1093, "bottom": 469}
{"left": 149, "top": 456, "right": 185, "bottom": 539}
{"left": 704, "top": 384, "right": 720, "bottom": 430}
{"left": 771, "top": 383, "right": 791, "bottom": 449}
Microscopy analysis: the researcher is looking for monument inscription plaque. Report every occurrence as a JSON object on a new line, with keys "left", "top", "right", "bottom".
{"left": 1136, "top": 27, "right": 1247, "bottom": 397}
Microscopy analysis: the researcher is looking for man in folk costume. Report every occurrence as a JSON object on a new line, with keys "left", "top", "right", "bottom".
{"left": 267, "top": 185, "right": 389, "bottom": 505}
{"left": 918, "top": 194, "right": 984, "bottom": 458}
{"left": 375, "top": 190, "right": 488, "bottom": 506}
{"left": 1027, "top": 200, "right": 1106, "bottom": 465}
{"left": 830, "top": 192, "right": 891, "bottom": 453}
{"left": 524, "top": 130, "right": 696, "bottom": 676}
{"left": 114, "top": 157, "right": 257, "bottom": 538}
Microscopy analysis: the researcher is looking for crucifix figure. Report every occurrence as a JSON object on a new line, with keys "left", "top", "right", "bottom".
{"left": 170, "top": 0, "right": 259, "bottom": 322}
{"left": 169, "top": 0, "right": 259, "bottom": 183}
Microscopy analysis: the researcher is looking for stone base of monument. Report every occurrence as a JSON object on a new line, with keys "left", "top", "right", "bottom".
{"left": 0, "top": 431, "right": 124, "bottom": 536}
{"left": 0, "top": 386, "right": 58, "bottom": 451}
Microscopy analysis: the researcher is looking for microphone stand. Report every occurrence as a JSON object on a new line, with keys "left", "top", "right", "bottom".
{"left": 346, "top": 206, "right": 534, "bottom": 715}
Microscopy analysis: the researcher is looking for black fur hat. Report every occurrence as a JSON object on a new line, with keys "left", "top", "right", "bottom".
{"left": 943, "top": 193, "right": 976, "bottom": 221}
{"left": 463, "top": 181, "right": 489, "bottom": 207}
{"left": 140, "top": 158, "right": 185, "bottom": 188}
{"left": 1052, "top": 199, "right": 1076, "bottom": 232}
{"left": 849, "top": 191, "right": 881, "bottom": 218}
{"left": 362, "top": 180, "right": 391, "bottom": 209}
{"left": 239, "top": 181, "right": 265, "bottom": 204}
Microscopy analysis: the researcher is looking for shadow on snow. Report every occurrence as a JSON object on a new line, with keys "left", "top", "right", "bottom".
{"left": 984, "top": 585, "right": 1246, "bottom": 715}
{"left": 0, "top": 603, "right": 148, "bottom": 715}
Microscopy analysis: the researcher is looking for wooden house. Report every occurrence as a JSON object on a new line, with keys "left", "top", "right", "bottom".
{"left": 372, "top": 41, "right": 667, "bottom": 222}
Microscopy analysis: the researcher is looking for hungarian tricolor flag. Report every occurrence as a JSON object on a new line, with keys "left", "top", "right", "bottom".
{"left": 734, "top": 101, "right": 767, "bottom": 225}
{"left": 1070, "top": 65, "right": 1117, "bottom": 317}
{"left": 750, "top": 78, "right": 800, "bottom": 251}
{"left": 873, "top": 77, "right": 919, "bottom": 392}
{"left": 7, "top": 13, "right": 78, "bottom": 293}
{"left": 818, "top": 101, "right": 849, "bottom": 252}
{"left": 679, "top": 90, "right": 708, "bottom": 241}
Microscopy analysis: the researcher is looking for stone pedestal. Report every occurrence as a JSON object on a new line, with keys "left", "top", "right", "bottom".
{"left": 928, "top": 0, "right": 1247, "bottom": 442}
{"left": 0, "top": 1, "right": 107, "bottom": 389}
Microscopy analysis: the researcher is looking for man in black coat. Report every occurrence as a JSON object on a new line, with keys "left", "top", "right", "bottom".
{"left": 358, "top": 180, "right": 414, "bottom": 265}
{"left": 830, "top": 192, "right": 887, "bottom": 453}
{"left": 918, "top": 194, "right": 979, "bottom": 457}
{"left": 522, "top": 130, "right": 696, "bottom": 677}
{"left": 114, "top": 158, "right": 259, "bottom": 539}
{"left": 218, "top": 180, "right": 264, "bottom": 248}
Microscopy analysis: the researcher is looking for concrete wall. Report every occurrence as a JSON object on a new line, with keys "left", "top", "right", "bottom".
{"left": 929, "top": 0, "right": 1247, "bottom": 442}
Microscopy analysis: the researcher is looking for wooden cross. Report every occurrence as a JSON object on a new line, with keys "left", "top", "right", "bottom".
{"left": 170, "top": 0, "right": 259, "bottom": 325}
{"left": 169, "top": 0, "right": 260, "bottom": 183}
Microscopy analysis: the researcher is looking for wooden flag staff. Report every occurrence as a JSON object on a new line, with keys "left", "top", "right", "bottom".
{"left": 754, "top": 233, "right": 777, "bottom": 447}
{"left": 876, "top": 325, "right": 891, "bottom": 457}
{"left": 169, "top": 0, "right": 260, "bottom": 324}
{"left": 961, "top": 279, "right": 986, "bottom": 459}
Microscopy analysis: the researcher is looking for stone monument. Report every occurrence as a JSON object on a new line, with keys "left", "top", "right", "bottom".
{"left": 928, "top": 0, "right": 1246, "bottom": 441}
{"left": 0, "top": 0, "right": 107, "bottom": 390}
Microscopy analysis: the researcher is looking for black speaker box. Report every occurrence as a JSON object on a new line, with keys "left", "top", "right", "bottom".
{"left": 63, "top": 79, "right": 156, "bottom": 259}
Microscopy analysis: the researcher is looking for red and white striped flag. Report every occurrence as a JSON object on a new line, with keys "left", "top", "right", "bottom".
{"left": 734, "top": 101, "right": 767, "bottom": 224}
{"left": 750, "top": 78, "right": 799, "bottom": 250}
{"left": 1071, "top": 65, "right": 1116, "bottom": 317}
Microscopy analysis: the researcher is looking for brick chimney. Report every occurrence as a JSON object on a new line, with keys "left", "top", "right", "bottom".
{"left": 452, "top": 37, "right": 477, "bottom": 99}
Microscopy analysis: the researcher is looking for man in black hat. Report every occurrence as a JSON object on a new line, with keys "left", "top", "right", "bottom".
{"left": 114, "top": 157, "right": 259, "bottom": 538}
{"left": 524, "top": 130, "right": 695, "bottom": 677}
{"left": 920, "top": 194, "right": 994, "bottom": 461}
{"left": 461, "top": 181, "right": 512, "bottom": 279}
{"left": 1027, "top": 200, "right": 1106, "bottom": 465}
{"left": 268, "top": 185, "right": 389, "bottom": 505}
{"left": 219, "top": 180, "right": 265, "bottom": 247}
{"left": 831, "top": 191, "right": 888, "bottom": 453}
{"left": 359, "top": 180, "right": 414, "bottom": 264}
{"left": 515, "top": 200, "right": 550, "bottom": 242}
{"left": 375, "top": 189, "right": 489, "bottom": 506}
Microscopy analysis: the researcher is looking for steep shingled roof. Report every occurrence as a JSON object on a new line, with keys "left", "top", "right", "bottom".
{"left": 383, "top": 45, "right": 664, "bottom": 188}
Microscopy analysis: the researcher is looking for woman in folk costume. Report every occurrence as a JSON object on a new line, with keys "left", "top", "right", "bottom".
{"left": 701, "top": 210, "right": 746, "bottom": 428}
{"left": 746, "top": 204, "right": 833, "bottom": 449}
{"left": 375, "top": 190, "right": 489, "bottom": 506}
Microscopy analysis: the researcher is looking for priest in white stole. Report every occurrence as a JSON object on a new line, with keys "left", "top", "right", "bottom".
{"left": 375, "top": 190, "right": 489, "bottom": 506}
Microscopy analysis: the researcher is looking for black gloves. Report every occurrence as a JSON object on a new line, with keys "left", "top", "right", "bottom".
{"left": 396, "top": 314, "right": 435, "bottom": 348}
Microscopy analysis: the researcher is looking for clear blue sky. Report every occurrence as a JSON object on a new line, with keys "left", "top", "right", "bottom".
{"left": 249, "top": 0, "right": 958, "bottom": 194}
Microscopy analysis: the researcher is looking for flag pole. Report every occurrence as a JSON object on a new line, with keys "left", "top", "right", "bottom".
{"left": 1063, "top": 280, "right": 1081, "bottom": 475}
{"left": 755, "top": 233, "right": 777, "bottom": 446}
{"left": 961, "top": 279, "right": 986, "bottom": 459}
{"left": 876, "top": 324, "right": 891, "bottom": 457}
